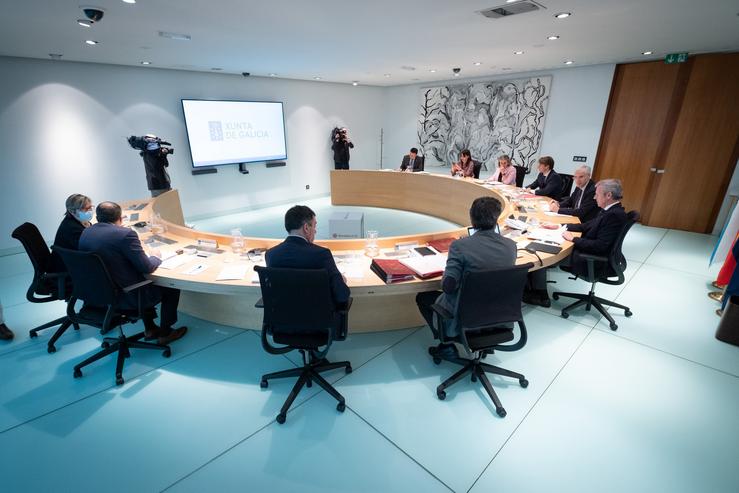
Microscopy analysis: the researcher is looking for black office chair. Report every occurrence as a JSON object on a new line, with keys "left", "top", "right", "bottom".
{"left": 472, "top": 160, "right": 483, "bottom": 179}
{"left": 552, "top": 211, "right": 639, "bottom": 330}
{"left": 429, "top": 264, "right": 532, "bottom": 417}
{"left": 416, "top": 155, "right": 425, "bottom": 172}
{"left": 53, "top": 247, "right": 171, "bottom": 385}
{"left": 514, "top": 165, "right": 528, "bottom": 188}
{"left": 254, "top": 266, "right": 352, "bottom": 424}
{"left": 11, "top": 222, "right": 79, "bottom": 353}
{"left": 559, "top": 173, "right": 574, "bottom": 200}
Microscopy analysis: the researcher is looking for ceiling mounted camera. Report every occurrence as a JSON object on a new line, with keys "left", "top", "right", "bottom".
{"left": 80, "top": 5, "right": 105, "bottom": 23}
{"left": 452, "top": 67, "right": 461, "bottom": 74}
{"left": 241, "top": 72, "right": 251, "bottom": 77}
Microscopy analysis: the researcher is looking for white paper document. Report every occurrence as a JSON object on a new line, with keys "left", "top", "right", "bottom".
{"left": 399, "top": 254, "right": 448, "bottom": 278}
{"left": 527, "top": 227, "right": 566, "bottom": 245}
{"left": 339, "top": 264, "right": 365, "bottom": 279}
{"left": 216, "top": 264, "right": 248, "bottom": 281}
{"left": 158, "top": 254, "right": 191, "bottom": 270}
{"left": 544, "top": 211, "right": 569, "bottom": 217}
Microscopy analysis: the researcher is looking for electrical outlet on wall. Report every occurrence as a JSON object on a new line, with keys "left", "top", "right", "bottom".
{"left": 573, "top": 156, "right": 587, "bottom": 162}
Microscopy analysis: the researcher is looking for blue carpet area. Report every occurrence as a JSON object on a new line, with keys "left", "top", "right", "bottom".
{"left": 0, "top": 224, "right": 737, "bottom": 492}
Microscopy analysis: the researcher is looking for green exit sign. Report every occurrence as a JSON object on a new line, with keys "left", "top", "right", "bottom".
{"left": 665, "top": 52, "right": 689, "bottom": 64}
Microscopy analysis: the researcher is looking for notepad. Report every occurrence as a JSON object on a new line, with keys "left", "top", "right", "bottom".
{"left": 339, "top": 264, "right": 365, "bottom": 279}
{"left": 216, "top": 265, "right": 248, "bottom": 281}
{"left": 399, "top": 255, "right": 447, "bottom": 279}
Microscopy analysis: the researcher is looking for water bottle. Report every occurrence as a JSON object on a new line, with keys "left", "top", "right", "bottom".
{"left": 231, "top": 228, "right": 245, "bottom": 255}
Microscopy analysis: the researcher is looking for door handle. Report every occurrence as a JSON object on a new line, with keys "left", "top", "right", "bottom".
{"left": 656, "top": 169, "right": 666, "bottom": 174}
{"left": 650, "top": 167, "right": 657, "bottom": 172}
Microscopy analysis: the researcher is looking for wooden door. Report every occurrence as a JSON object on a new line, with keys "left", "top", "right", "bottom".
{"left": 593, "top": 61, "right": 687, "bottom": 214}
{"left": 644, "top": 53, "right": 739, "bottom": 232}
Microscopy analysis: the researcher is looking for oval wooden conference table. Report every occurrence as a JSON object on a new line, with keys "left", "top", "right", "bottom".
{"left": 129, "top": 170, "right": 579, "bottom": 332}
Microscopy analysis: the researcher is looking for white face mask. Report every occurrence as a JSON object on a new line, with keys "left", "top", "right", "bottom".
{"left": 77, "top": 210, "right": 93, "bottom": 222}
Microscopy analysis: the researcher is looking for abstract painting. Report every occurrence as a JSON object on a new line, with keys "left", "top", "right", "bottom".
{"left": 417, "top": 76, "right": 551, "bottom": 172}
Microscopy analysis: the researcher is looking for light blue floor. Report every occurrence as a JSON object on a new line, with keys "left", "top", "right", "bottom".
{"left": 190, "top": 196, "right": 462, "bottom": 239}
{"left": 1, "top": 223, "right": 737, "bottom": 493}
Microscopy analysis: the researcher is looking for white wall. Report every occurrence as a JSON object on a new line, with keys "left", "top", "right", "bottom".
{"left": 381, "top": 64, "right": 616, "bottom": 176}
{"left": 0, "top": 56, "right": 385, "bottom": 251}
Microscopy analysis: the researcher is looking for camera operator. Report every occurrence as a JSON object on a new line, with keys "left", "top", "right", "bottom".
{"left": 128, "top": 134, "right": 174, "bottom": 197}
{"left": 331, "top": 127, "right": 354, "bottom": 170}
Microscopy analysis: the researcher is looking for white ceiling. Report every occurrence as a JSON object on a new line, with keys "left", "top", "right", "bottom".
{"left": 1, "top": 0, "right": 738, "bottom": 86}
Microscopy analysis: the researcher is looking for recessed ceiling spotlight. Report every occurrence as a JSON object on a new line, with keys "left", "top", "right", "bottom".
{"left": 77, "top": 19, "right": 92, "bottom": 27}
{"left": 122, "top": 0, "right": 136, "bottom": 3}
{"left": 313, "top": 76, "right": 321, "bottom": 80}
{"left": 555, "top": 12, "right": 571, "bottom": 19}
{"left": 547, "top": 35, "right": 560, "bottom": 40}
{"left": 514, "top": 51, "right": 524, "bottom": 55}
{"left": 211, "top": 68, "right": 223, "bottom": 71}
{"left": 501, "top": 67, "right": 511, "bottom": 71}
{"left": 85, "top": 40, "right": 98, "bottom": 45}
{"left": 158, "top": 31, "right": 191, "bottom": 41}
{"left": 140, "top": 61, "right": 151, "bottom": 65}
{"left": 352, "top": 81, "right": 359, "bottom": 86}
{"left": 48, "top": 53, "right": 63, "bottom": 60}
{"left": 506, "top": 0, "right": 519, "bottom": 3}
{"left": 429, "top": 69, "right": 436, "bottom": 73}
{"left": 642, "top": 51, "right": 653, "bottom": 55}
{"left": 383, "top": 74, "right": 391, "bottom": 77}
{"left": 268, "top": 73, "right": 277, "bottom": 77}
{"left": 564, "top": 60, "right": 574, "bottom": 65}
{"left": 473, "top": 62, "right": 482, "bottom": 66}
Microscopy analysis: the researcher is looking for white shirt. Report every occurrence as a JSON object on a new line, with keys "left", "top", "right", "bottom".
{"left": 603, "top": 201, "right": 621, "bottom": 211}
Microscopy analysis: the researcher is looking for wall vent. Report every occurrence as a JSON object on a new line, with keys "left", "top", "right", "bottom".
{"left": 480, "top": 1, "right": 545, "bottom": 19}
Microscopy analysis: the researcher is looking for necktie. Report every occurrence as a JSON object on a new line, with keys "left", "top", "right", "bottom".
{"left": 409, "top": 158, "right": 414, "bottom": 170}
{"left": 575, "top": 188, "right": 583, "bottom": 209}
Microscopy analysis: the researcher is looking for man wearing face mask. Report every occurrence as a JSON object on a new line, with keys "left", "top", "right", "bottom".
{"left": 48, "top": 193, "right": 94, "bottom": 273}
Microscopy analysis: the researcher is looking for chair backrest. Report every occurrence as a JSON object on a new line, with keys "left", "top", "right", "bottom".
{"left": 472, "top": 160, "right": 482, "bottom": 179}
{"left": 559, "top": 173, "right": 574, "bottom": 200}
{"left": 607, "top": 210, "right": 640, "bottom": 281}
{"left": 254, "top": 266, "right": 336, "bottom": 338}
{"left": 417, "top": 155, "right": 425, "bottom": 171}
{"left": 456, "top": 264, "right": 532, "bottom": 329}
{"left": 53, "top": 247, "right": 119, "bottom": 308}
{"left": 12, "top": 222, "right": 52, "bottom": 277}
{"left": 514, "top": 166, "right": 527, "bottom": 187}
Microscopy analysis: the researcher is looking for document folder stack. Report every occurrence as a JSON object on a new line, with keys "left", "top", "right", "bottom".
{"left": 370, "top": 259, "right": 415, "bottom": 284}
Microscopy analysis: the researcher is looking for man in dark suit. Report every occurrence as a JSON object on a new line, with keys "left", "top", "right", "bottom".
{"left": 550, "top": 165, "right": 598, "bottom": 222}
{"left": 525, "top": 156, "right": 564, "bottom": 198}
{"left": 78, "top": 202, "right": 187, "bottom": 345}
{"left": 562, "top": 179, "right": 628, "bottom": 278}
{"left": 48, "top": 193, "right": 93, "bottom": 273}
{"left": 399, "top": 148, "right": 424, "bottom": 172}
{"left": 266, "top": 205, "right": 350, "bottom": 308}
{"left": 416, "top": 197, "right": 516, "bottom": 356}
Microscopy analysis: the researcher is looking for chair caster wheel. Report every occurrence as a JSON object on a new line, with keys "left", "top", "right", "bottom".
{"left": 437, "top": 390, "right": 446, "bottom": 400}
{"left": 47, "top": 345, "right": 56, "bottom": 354}
{"left": 561, "top": 311, "right": 569, "bottom": 319}
{"left": 432, "top": 357, "right": 442, "bottom": 365}
{"left": 552, "top": 293, "right": 559, "bottom": 300}
{"left": 306, "top": 380, "right": 312, "bottom": 388}
{"left": 625, "top": 309, "right": 633, "bottom": 317}
{"left": 345, "top": 365, "right": 352, "bottom": 374}
{"left": 520, "top": 378, "right": 529, "bottom": 388}
{"left": 336, "top": 402, "right": 346, "bottom": 413}
{"left": 260, "top": 379, "right": 268, "bottom": 389}
{"left": 73, "top": 325, "right": 80, "bottom": 331}
{"left": 276, "top": 413, "right": 286, "bottom": 424}
{"left": 29, "top": 331, "right": 38, "bottom": 339}
{"left": 73, "top": 368, "right": 82, "bottom": 378}
{"left": 428, "top": 346, "right": 435, "bottom": 355}
{"left": 116, "top": 376, "right": 124, "bottom": 386}
{"left": 496, "top": 407, "right": 507, "bottom": 418}
{"left": 471, "top": 374, "right": 477, "bottom": 382}
{"left": 610, "top": 323, "right": 618, "bottom": 331}
{"left": 162, "top": 349, "right": 171, "bottom": 358}
{"left": 101, "top": 342, "right": 110, "bottom": 349}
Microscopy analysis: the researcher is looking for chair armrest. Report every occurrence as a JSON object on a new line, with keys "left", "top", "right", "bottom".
{"left": 336, "top": 297, "right": 353, "bottom": 315}
{"left": 254, "top": 297, "right": 264, "bottom": 308}
{"left": 43, "top": 271, "right": 70, "bottom": 300}
{"left": 122, "top": 279, "right": 153, "bottom": 293}
{"left": 578, "top": 253, "right": 608, "bottom": 264}
{"left": 430, "top": 303, "right": 453, "bottom": 320}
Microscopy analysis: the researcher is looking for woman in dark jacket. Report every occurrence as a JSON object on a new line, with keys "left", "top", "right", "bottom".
{"left": 48, "top": 193, "right": 93, "bottom": 272}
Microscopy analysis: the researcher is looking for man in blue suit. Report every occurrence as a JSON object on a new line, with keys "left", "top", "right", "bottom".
{"left": 525, "top": 156, "right": 563, "bottom": 198}
{"left": 78, "top": 202, "right": 187, "bottom": 345}
{"left": 266, "top": 205, "right": 350, "bottom": 308}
